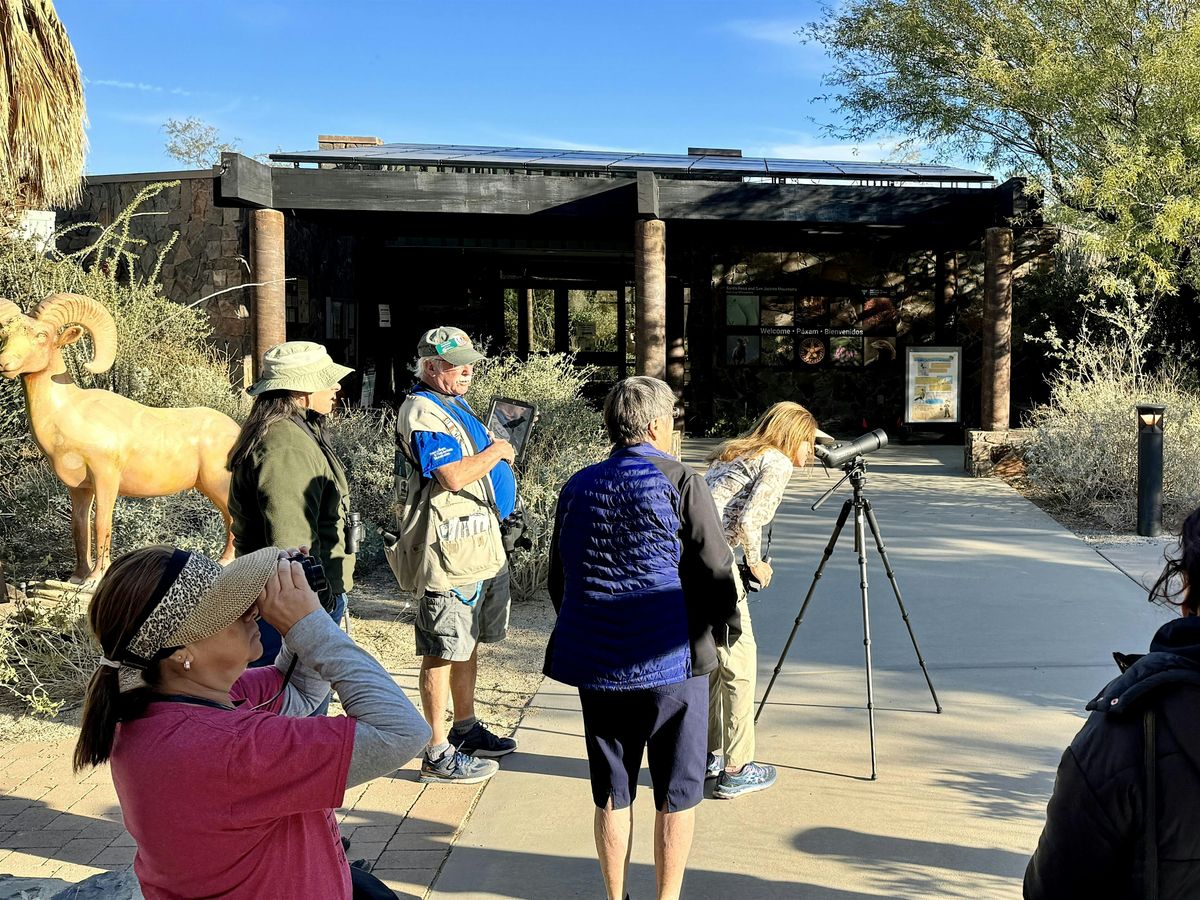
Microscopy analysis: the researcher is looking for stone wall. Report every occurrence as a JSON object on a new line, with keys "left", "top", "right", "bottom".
{"left": 55, "top": 171, "right": 253, "bottom": 373}
{"left": 965, "top": 428, "right": 1033, "bottom": 476}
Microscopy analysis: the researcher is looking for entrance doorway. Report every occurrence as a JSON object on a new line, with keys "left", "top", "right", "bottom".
{"left": 503, "top": 282, "right": 635, "bottom": 396}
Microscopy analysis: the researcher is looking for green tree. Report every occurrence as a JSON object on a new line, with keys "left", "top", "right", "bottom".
{"left": 162, "top": 116, "right": 241, "bottom": 168}
{"left": 807, "top": 0, "right": 1200, "bottom": 293}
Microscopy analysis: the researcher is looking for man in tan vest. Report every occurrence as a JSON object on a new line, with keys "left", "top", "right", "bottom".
{"left": 395, "top": 327, "right": 518, "bottom": 784}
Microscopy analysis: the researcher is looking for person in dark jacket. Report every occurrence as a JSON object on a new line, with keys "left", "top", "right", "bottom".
{"left": 1025, "top": 507, "right": 1200, "bottom": 900}
{"left": 227, "top": 342, "right": 355, "bottom": 674}
{"left": 544, "top": 376, "right": 741, "bottom": 900}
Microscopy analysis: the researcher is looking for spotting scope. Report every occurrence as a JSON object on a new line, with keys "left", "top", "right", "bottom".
{"left": 814, "top": 428, "right": 888, "bottom": 468}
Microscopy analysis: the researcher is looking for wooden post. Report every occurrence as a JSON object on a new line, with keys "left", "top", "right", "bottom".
{"left": 635, "top": 218, "right": 667, "bottom": 379}
{"left": 982, "top": 227, "right": 1013, "bottom": 430}
{"left": 250, "top": 209, "right": 287, "bottom": 375}
{"left": 517, "top": 286, "right": 532, "bottom": 358}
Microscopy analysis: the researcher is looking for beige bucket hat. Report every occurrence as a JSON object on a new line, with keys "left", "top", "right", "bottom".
{"left": 116, "top": 547, "right": 284, "bottom": 669}
{"left": 247, "top": 341, "right": 353, "bottom": 396}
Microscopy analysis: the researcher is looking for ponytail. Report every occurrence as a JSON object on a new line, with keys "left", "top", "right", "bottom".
{"left": 73, "top": 666, "right": 122, "bottom": 771}
{"left": 71, "top": 546, "right": 175, "bottom": 771}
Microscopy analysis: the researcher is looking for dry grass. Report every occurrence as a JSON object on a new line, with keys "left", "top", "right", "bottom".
{"left": 0, "top": 0, "right": 86, "bottom": 212}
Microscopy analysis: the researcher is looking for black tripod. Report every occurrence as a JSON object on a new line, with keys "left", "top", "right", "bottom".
{"left": 754, "top": 456, "right": 941, "bottom": 779}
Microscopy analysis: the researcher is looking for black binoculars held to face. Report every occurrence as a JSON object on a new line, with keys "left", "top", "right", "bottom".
{"left": 295, "top": 554, "right": 333, "bottom": 610}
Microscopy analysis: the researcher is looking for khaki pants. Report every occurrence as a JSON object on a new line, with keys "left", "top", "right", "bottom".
{"left": 708, "top": 596, "right": 757, "bottom": 769}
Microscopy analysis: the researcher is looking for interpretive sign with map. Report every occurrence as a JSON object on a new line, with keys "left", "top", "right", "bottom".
{"left": 905, "top": 347, "right": 961, "bottom": 423}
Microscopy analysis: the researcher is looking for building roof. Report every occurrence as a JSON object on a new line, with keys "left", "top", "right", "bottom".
{"left": 269, "top": 142, "right": 993, "bottom": 186}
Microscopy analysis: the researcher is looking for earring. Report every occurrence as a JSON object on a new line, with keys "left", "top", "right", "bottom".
{"left": 183, "top": 659, "right": 192, "bottom": 671}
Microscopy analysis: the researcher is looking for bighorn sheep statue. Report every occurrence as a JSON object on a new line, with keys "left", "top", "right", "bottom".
{"left": 0, "top": 293, "right": 239, "bottom": 583}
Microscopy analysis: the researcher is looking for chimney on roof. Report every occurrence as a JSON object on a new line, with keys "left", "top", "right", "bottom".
{"left": 317, "top": 135, "right": 383, "bottom": 150}
{"left": 687, "top": 147, "right": 742, "bottom": 157}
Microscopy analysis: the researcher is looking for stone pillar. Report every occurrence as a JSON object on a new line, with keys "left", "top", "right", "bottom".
{"left": 250, "top": 209, "right": 287, "bottom": 376}
{"left": 517, "top": 287, "right": 533, "bottom": 358}
{"left": 982, "top": 227, "right": 1014, "bottom": 430}
{"left": 635, "top": 218, "right": 667, "bottom": 379}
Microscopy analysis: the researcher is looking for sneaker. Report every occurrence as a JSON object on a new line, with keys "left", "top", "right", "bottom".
{"left": 705, "top": 752, "right": 725, "bottom": 780}
{"left": 713, "top": 761, "right": 777, "bottom": 799}
{"left": 450, "top": 720, "right": 517, "bottom": 758}
{"left": 419, "top": 748, "right": 500, "bottom": 784}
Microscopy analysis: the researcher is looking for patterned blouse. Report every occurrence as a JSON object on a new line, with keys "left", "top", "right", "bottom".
{"left": 704, "top": 448, "right": 794, "bottom": 565}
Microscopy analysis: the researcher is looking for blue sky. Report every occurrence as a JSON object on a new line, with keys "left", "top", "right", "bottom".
{"left": 59, "top": 0, "right": 915, "bottom": 175}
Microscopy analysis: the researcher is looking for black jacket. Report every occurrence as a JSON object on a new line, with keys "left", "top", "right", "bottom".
{"left": 1025, "top": 616, "right": 1200, "bottom": 900}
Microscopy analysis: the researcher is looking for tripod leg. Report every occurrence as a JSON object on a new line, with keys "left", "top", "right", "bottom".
{"left": 854, "top": 499, "right": 879, "bottom": 780}
{"left": 754, "top": 497, "right": 853, "bottom": 725}
{"left": 863, "top": 499, "right": 942, "bottom": 714}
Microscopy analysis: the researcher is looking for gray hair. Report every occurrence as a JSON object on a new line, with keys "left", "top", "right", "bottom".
{"left": 604, "top": 376, "right": 675, "bottom": 446}
{"left": 409, "top": 356, "right": 439, "bottom": 379}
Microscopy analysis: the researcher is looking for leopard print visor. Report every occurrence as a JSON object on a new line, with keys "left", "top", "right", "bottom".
{"left": 123, "top": 547, "right": 282, "bottom": 664}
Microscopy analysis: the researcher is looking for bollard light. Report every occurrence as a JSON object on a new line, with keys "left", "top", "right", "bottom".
{"left": 1137, "top": 403, "right": 1166, "bottom": 537}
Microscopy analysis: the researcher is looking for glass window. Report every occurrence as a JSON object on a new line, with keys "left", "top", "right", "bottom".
{"left": 568, "top": 290, "right": 620, "bottom": 352}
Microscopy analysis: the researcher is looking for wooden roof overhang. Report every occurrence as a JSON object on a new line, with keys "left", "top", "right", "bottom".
{"left": 215, "top": 152, "right": 1030, "bottom": 232}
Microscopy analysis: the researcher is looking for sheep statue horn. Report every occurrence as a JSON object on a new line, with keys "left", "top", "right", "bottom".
{"left": 32, "top": 293, "right": 118, "bottom": 374}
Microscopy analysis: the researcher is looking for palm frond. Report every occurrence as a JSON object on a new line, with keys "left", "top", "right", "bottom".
{"left": 0, "top": 0, "right": 86, "bottom": 213}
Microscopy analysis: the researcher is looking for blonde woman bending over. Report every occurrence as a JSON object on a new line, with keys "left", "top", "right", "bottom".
{"left": 703, "top": 402, "right": 823, "bottom": 799}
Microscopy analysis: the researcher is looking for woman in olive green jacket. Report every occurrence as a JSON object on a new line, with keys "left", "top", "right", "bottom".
{"left": 227, "top": 342, "right": 355, "bottom": 667}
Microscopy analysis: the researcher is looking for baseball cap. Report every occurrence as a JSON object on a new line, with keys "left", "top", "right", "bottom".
{"left": 417, "top": 326, "right": 486, "bottom": 367}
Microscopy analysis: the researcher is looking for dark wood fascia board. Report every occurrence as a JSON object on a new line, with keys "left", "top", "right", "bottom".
{"left": 84, "top": 169, "right": 215, "bottom": 185}
{"left": 636, "top": 171, "right": 660, "bottom": 218}
{"left": 268, "top": 168, "right": 637, "bottom": 216}
{"left": 215, "top": 152, "right": 274, "bottom": 208}
{"left": 657, "top": 181, "right": 999, "bottom": 228}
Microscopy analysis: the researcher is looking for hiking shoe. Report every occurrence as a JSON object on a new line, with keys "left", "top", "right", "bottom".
{"left": 705, "top": 752, "right": 725, "bottom": 780}
{"left": 713, "top": 762, "right": 777, "bottom": 799}
{"left": 419, "top": 748, "right": 500, "bottom": 784}
{"left": 450, "top": 720, "right": 517, "bottom": 758}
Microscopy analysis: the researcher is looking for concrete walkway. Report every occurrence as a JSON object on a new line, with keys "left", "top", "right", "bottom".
{"left": 432, "top": 444, "right": 1173, "bottom": 899}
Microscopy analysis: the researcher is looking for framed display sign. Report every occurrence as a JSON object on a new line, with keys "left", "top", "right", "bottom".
{"left": 905, "top": 347, "right": 961, "bottom": 424}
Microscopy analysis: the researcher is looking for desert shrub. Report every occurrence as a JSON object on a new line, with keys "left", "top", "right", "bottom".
{"left": 0, "top": 591, "right": 98, "bottom": 717}
{"left": 1024, "top": 300, "right": 1200, "bottom": 529}
{"left": 0, "top": 183, "right": 247, "bottom": 583}
{"left": 465, "top": 353, "right": 608, "bottom": 600}
{"left": 325, "top": 406, "right": 397, "bottom": 569}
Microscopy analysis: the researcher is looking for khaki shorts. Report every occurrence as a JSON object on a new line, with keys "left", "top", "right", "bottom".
{"left": 415, "top": 569, "right": 511, "bottom": 662}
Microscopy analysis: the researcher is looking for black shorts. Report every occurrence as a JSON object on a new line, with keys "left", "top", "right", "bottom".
{"left": 578, "top": 675, "right": 708, "bottom": 813}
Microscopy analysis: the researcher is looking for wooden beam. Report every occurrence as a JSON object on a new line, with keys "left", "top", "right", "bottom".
{"left": 270, "top": 168, "right": 637, "bottom": 216}
{"left": 216, "top": 152, "right": 273, "bottom": 208}
{"left": 637, "top": 171, "right": 660, "bottom": 218}
{"left": 215, "top": 164, "right": 1002, "bottom": 226}
{"left": 656, "top": 181, "right": 996, "bottom": 227}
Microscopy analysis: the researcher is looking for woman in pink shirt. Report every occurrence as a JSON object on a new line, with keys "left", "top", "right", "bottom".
{"left": 73, "top": 546, "right": 431, "bottom": 899}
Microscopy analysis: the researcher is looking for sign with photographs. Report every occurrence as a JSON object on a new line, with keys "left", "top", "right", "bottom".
{"left": 723, "top": 286, "right": 899, "bottom": 369}
{"left": 904, "top": 347, "right": 961, "bottom": 424}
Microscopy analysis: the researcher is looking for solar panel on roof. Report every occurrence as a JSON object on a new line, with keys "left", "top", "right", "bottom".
{"left": 690, "top": 157, "right": 769, "bottom": 174}
{"left": 762, "top": 159, "right": 842, "bottom": 175}
{"left": 269, "top": 141, "right": 993, "bottom": 182}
